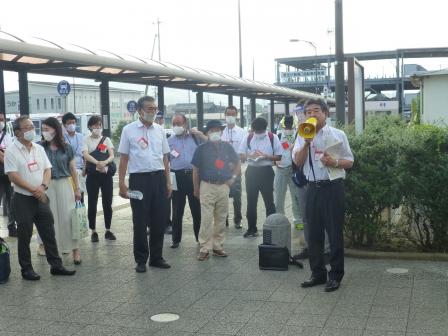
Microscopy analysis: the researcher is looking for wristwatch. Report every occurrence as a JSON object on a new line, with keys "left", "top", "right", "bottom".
{"left": 41, "top": 183, "right": 48, "bottom": 190}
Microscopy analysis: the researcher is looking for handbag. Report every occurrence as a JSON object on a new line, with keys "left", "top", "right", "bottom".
{"left": 258, "top": 244, "right": 290, "bottom": 271}
{"left": 0, "top": 237, "right": 11, "bottom": 284}
{"left": 86, "top": 137, "right": 116, "bottom": 176}
{"left": 71, "top": 201, "right": 89, "bottom": 240}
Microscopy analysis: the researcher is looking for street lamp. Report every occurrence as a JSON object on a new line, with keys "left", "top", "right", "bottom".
{"left": 289, "top": 39, "right": 319, "bottom": 94}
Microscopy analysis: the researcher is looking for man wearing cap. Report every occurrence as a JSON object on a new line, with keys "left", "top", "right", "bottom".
{"left": 274, "top": 115, "right": 303, "bottom": 229}
{"left": 192, "top": 120, "right": 240, "bottom": 261}
{"left": 221, "top": 106, "right": 246, "bottom": 229}
{"left": 118, "top": 96, "right": 172, "bottom": 273}
{"left": 238, "top": 117, "right": 283, "bottom": 238}
{"left": 169, "top": 113, "right": 202, "bottom": 248}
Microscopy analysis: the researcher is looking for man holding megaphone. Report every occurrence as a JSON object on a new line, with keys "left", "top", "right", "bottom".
{"left": 292, "top": 99, "right": 354, "bottom": 293}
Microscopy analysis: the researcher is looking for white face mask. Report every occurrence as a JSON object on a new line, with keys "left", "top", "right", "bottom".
{"left": 209, "top": 132, "right": 222, "bottom": 142}
{"left": 173, "top": 126, "right": 185, "bottom": 136}
{"left": 42, "top": 131, "right": 55, "bottom": 142}
{"left": 142, "top": 112, "right": 155, "bottom": 123}
{"left": 254, "top": 132, "right": 266, "bottom": 139}
{"left": 91, "top": 128, "right": 102, "bottom": 136}
{"left": 226, "top": 116, "right": 236, "bottom": 125}
{"left": 65, "top": 124, "right": 76, "bottom": 133}
{"left": 0, "top": 122, "right": 5, "bottom": 131}
{"left": 284, "top": 129, "right": 294, "bottom": 136}
{"left": 23, "top": 129, "right": 36, "bottom": 142}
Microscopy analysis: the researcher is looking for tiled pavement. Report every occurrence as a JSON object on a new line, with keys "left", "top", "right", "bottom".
{"left": 1, "top": 189, "right": 447, "bottom": 336}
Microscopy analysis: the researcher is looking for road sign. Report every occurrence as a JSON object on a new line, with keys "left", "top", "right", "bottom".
{"left": 127, "top": 100, "right": 138, "bottom": 114}
{"left": 57, "top": 80, "right": 71, "bottom": 96}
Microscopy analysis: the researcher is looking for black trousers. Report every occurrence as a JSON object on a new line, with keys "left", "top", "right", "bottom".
{"left": 245, "top": 165, "right": 276, "bottom": 232}
{"left": 0, "top": 175, "right": 14, "bottom": 227}
{"left": 229, "top": 176, "right": 242, "bottom": 223}
{"left": 86, "top": 172, "right": 113, "bottom": 230}
{"left": 129, "top": 171, "right": 167, "bottom": 264}
{"left": 306, "top": 179, "right": 345, "bottom": 282}
{"left": 172, "top": 170, "right": 201, "bottom": 244}
{"left": 13, "top": 193, "right": 62, "bottom": 271}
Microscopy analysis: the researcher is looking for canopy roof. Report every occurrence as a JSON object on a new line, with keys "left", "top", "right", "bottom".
{"left": 0, "top": 31, "right": 331, "bottom": 103}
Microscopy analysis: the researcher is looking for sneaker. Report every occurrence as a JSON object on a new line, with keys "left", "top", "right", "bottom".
{"left": 234, "top": 221, "right": 242, "bottom": 229}
{"left": 243, "top": 230, "right": 258, "bottom": 238}
{"left": 37, "top": 244, "right": 46, "bottom": 256}
{"left": 91, "top": 232, "right": 99, "bottom": 243}
{"left": 295, "top": 223, "right": 304, "bottom": 230}
{"left": 105, "top": 231, "right": 116, "bottom": 240}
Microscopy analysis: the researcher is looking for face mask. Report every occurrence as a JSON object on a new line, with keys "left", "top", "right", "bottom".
{"left": 24, "top": 130, "right": 36, "bottom": 142}
{"left": 209, "top": 132, "right": 221, "bottom": 142}
{"left": 142, "top": 112, "right": 155, "bottom": 123}
{"left": 65, "top": 124, "right": 76, "bottom": 133}
{"left": 91, "top": 128, "right": 102, "bottom": 136}
{"left": 255, "top": 132, "right": 266, "bottom": 139}
{"left": 42, "top": 131, "right": 55, "bottom": 142}
{"left": 173, "top": 126, "right": 185, "bottom": 136}
{"left": 0, "top": 122, "right": 4, "bottom": 131}
{"left": 226, "top": 116, "right": 236, "bottom": 125}
{"left": 284, "top": 129, "right": 294, "bottom": 136}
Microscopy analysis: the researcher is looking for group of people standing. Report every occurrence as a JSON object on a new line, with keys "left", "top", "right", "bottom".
{"left": 1, "top": 95, "right": 354, "bottom": 293}
{"left": 0, "top": 112, "right": 116, "bottom": 280}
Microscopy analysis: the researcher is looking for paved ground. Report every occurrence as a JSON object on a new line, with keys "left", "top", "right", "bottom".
{"left": 1, "top": 185, "right": 447, "bottom": 336}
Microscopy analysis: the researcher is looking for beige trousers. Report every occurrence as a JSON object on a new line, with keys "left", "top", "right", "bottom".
{"left": 199, "top": 181, "right": 229, "bottom": 253}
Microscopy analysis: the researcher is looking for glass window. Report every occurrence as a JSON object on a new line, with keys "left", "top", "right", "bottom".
{"left": 44, "top": 99, "right": 47, "bottom": 110}
{"left": 51, "top": 98, "right": 54, "bottom": 110}
{"left": 58, "top": 98, "right": 62, "bottom": 109}
{"left": 37, "top": 99, "right": 40, "bottom": 110}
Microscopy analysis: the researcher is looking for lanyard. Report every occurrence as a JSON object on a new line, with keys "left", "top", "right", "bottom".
{"left": 15, "top": 142, "right": 36, "bottom": 166}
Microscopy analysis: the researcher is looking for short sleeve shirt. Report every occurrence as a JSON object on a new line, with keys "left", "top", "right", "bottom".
{"left": 64, "top": 132, "right": 84, "bottom": 169}
{"left": 168, "top": 133, "right": 200, "bottom": 170}
{"left": 292, "top": 124, "right": 354, "bottom": 181}
{"left": 191, "top": 141, "right": 239, "bottom": 182}
{"left": 221, "top": 125, "right": 247, "bottom": 153}
{"left": 238, "top": 132, "right": 283, "bottom": 167}
{"left": 43, "top": 144, "right": 74, "bottom": 179}
{"left": 83, "top": 136, "right": 114, "bottom": 154}
{"left": 4, "top": 140, "right": 52, "bottom": 196}
{"left": 118, "top": 119, "right": 170, "bottom": 174}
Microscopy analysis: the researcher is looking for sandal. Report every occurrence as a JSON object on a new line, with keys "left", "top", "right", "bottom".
{"left": 197, "top": 252, "right": 209, "bottom": 261}
{"left": 213, "top": 250, "right": 228, "bottom": 257}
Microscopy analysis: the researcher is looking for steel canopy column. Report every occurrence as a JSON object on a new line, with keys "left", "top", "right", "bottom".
{"left": 284, "top": 102, "right": 290, "bottom": 116}
{"left": 196, "top": 91, "right": 204, "bottom": 131}
{"left": 100, "top": 80, "right": 111, "bottom": 137}
{"left": 239, "top": 96, "right": 244, "bottom": 128}
{"left": 270, "top": 100, "right": 275, "bottom": 132}
{"left": 335, "top": 0, "right": 346, "bottom": 124}
{"left": 250, "top": 97, "right": 256, "bottom": 123}
{"left": 0, "top": 69, "right": 5, "bottom": 115}
{"left": 227, "top": 95, "right": 233, "bottom": 107}
{"left": 157, "top": 85, "right": 165, "bottom": 113}
{"left": 18, "top": 70, "right": 29, "bottom": 116}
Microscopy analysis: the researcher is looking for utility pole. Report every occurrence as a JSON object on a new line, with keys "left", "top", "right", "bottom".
{"left": 238, "top": 0, "right": 244, "bottom": 127}
{"left": 335, "top": 0, "right": 345, "bottom": 124}
{"left": 156, "top": 17, "right": 161, "bottom": 61}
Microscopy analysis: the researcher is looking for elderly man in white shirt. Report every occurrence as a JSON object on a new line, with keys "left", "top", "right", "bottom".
{"left": 293, "top": 99, "right": 354, "bottom": 293}
{"left": 238, "top": 117, "right": 282, "bottom": 238}
{"left": 4, "top": 116, "right": 76, "bottom": 281}
{"left": 118, "top": 96, "right": 172, "bottom": 273}
{"left": 221, "top": 106, "right": 246, "bottom": 229}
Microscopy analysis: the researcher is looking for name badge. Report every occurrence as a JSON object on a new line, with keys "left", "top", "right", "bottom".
{"left": 215, "top": 159, "right": 225, "bottom": 170}
{"left": 314, "top": 150, "right": 324, "bottom": 161}
{"left": 171, "top": 149, "right": 180, "bottom": 158}
{"left": 137, "top": 137, "right": 148, "bottom": 149}
{"left": 281, "top": 142, "right": 289, "bottom": 150}
{"left": 28, "top": 161, "right": 39, "bottom": 172}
